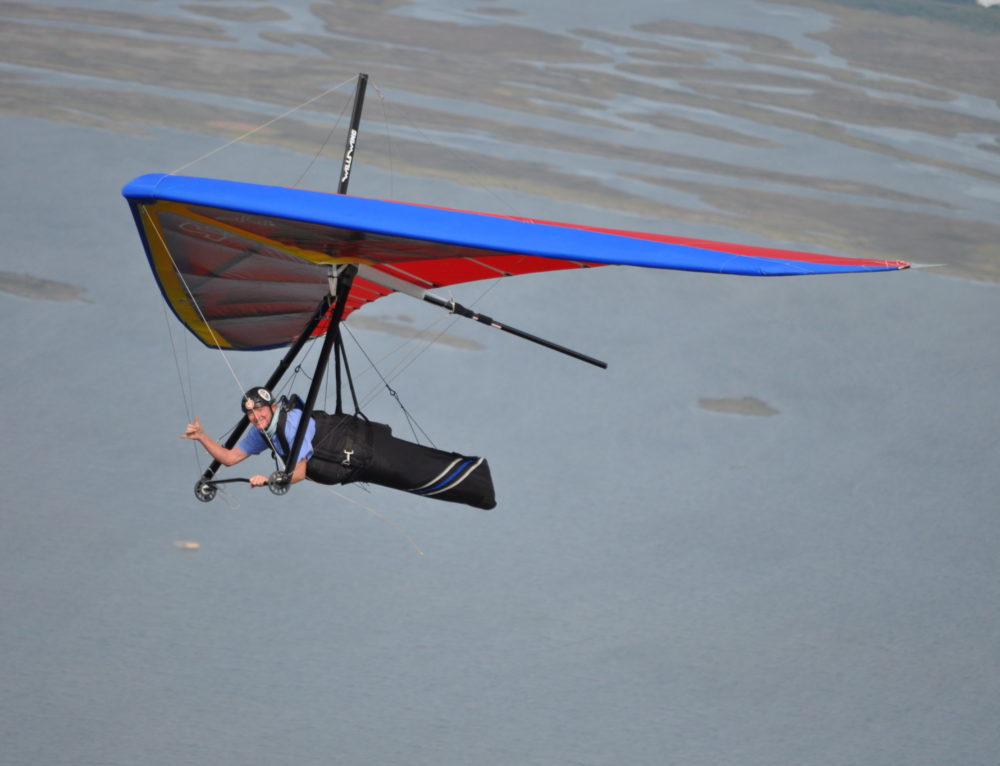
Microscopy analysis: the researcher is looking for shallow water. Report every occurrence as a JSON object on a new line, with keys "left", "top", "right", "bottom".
{"left": 2, "top": 2, "right": 999, "bottom": 764}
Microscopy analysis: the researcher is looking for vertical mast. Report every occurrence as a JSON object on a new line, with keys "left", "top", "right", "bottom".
{"left": 338, "top": 72, "right": 368, "bottom": 195}
{"left": 275, "top": 73, "right": 367, "bottom": 490}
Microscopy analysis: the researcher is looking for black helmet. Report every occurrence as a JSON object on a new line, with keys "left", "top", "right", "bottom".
{"left": 241, "top": 386, "right": 273, "bottom": 413}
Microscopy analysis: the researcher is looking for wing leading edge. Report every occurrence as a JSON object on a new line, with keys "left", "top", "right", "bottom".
{"left": 123, "top": 173, "right": 909, "bottom": 351}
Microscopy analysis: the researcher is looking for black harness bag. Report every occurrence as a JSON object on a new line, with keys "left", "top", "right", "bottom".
{"left": 281, "top": 407, "right": 496, "bottom": 510}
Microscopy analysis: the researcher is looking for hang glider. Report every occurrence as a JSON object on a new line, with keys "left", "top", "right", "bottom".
{"left": 123, "top": 73, "right": 908, "bottom": 505}
{"left": 123, "top": 172, "right": 908, "bottom": 356}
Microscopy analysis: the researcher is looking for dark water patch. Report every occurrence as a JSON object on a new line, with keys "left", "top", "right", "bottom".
{"left": 180, "top": 4, "right": 292, "bottom": 24}
{"left": 635, "top": 18, "right": 810, "bottom": 57}
{"left": 0, "top": 1, "right": 232, "bottom": 41}
{"left": 0, "top": 271, "right": 92, "bottom": 302}
{"left": 348, "top": 314, "right": 483, "bottom": 350}
{"left": 699, "top": 396, "right": 779, "bottom": 416}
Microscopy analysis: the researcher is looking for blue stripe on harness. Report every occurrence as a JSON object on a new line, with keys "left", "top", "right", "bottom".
{"left": 413, "top": 459, "right": 475, "bottom": 495}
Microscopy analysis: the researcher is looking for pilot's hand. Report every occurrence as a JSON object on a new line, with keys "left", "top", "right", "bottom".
{"left": 181, "top": 417, "right": 204, "bottom": 440}
{"left": 249, "top": 474, "right": 268, "bottom": 488}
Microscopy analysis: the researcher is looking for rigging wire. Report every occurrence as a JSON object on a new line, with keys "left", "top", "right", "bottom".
{"left": 140, "top": 206, "right": 248, "bottom": 401}
{"left": 161, "top": 299, "right": 193, "bottom": 423}
{"left": 348, "top": 278, "right": 505, "bottom": 409}
{"left": 374, "top": 85, "right": 396, "bottom": 201}
{"left": 358, "top": 318, "right": 455, "bottom": 407}
{"left": 342, "top": 324, "right": 435, "bottom": 446}
{"left": 161, "top": 297, "right": 206, "bottom": 473}
{"left": 291, "top": 90, "right": 353, "bottom": 189}
{"left": 169, "top": 76, "right": 358, "bottom": 176}
{"left": 344, "top": 311, "right": 453, "bottom": 394}
{"left": 321, "top": 484, "right": 424, "bottom": 556}
{"left": 368, "top": 80, "right": 533, "bottom": 221}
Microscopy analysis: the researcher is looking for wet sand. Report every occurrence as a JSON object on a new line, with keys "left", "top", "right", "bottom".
{"left": 1, "top": 1, "right": 997, "bottom": 279}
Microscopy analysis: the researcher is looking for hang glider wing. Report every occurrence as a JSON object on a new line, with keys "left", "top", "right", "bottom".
{"left": 123, "top": 173, "right": 909, "bottom": 351}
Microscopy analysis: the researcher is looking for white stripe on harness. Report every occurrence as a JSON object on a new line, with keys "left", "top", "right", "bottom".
{"left": 422, "top": 457, "right": 485, "bottom": 497}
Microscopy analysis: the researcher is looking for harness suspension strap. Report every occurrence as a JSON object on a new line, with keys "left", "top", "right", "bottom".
{"left": 334, "top": 325, "right": 344, "bottom": 415}
{"left": 338, "top": 332, "right": 365, "bottom": 417}
{"left": 280, "top": 265, "right": 358, "bottom": 480}
{"left": 274, "top": 404, "right": 291, "bottom": 465}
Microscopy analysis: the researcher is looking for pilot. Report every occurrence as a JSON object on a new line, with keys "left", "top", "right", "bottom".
{"left": 183, "top": 386, "right": 496, "bottom": 509}
{"left": 181, "top": 387, "right": 315, "bottom": 488}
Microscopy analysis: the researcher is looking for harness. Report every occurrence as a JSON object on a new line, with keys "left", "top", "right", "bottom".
{"left": 271, "top": 395, "right": 301, "bottom": 468}
{"left": 272, "top": 395, "right": 366, "bottom": 470}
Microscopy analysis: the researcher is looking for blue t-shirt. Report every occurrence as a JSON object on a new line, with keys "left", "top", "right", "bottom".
{"left": 238, "top": 408, "right": 315, "bottom": 463}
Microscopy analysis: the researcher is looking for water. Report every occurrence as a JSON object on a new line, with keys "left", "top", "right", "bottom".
{"left": 2, "top": 2, "right": 1000, "bottom": 764}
